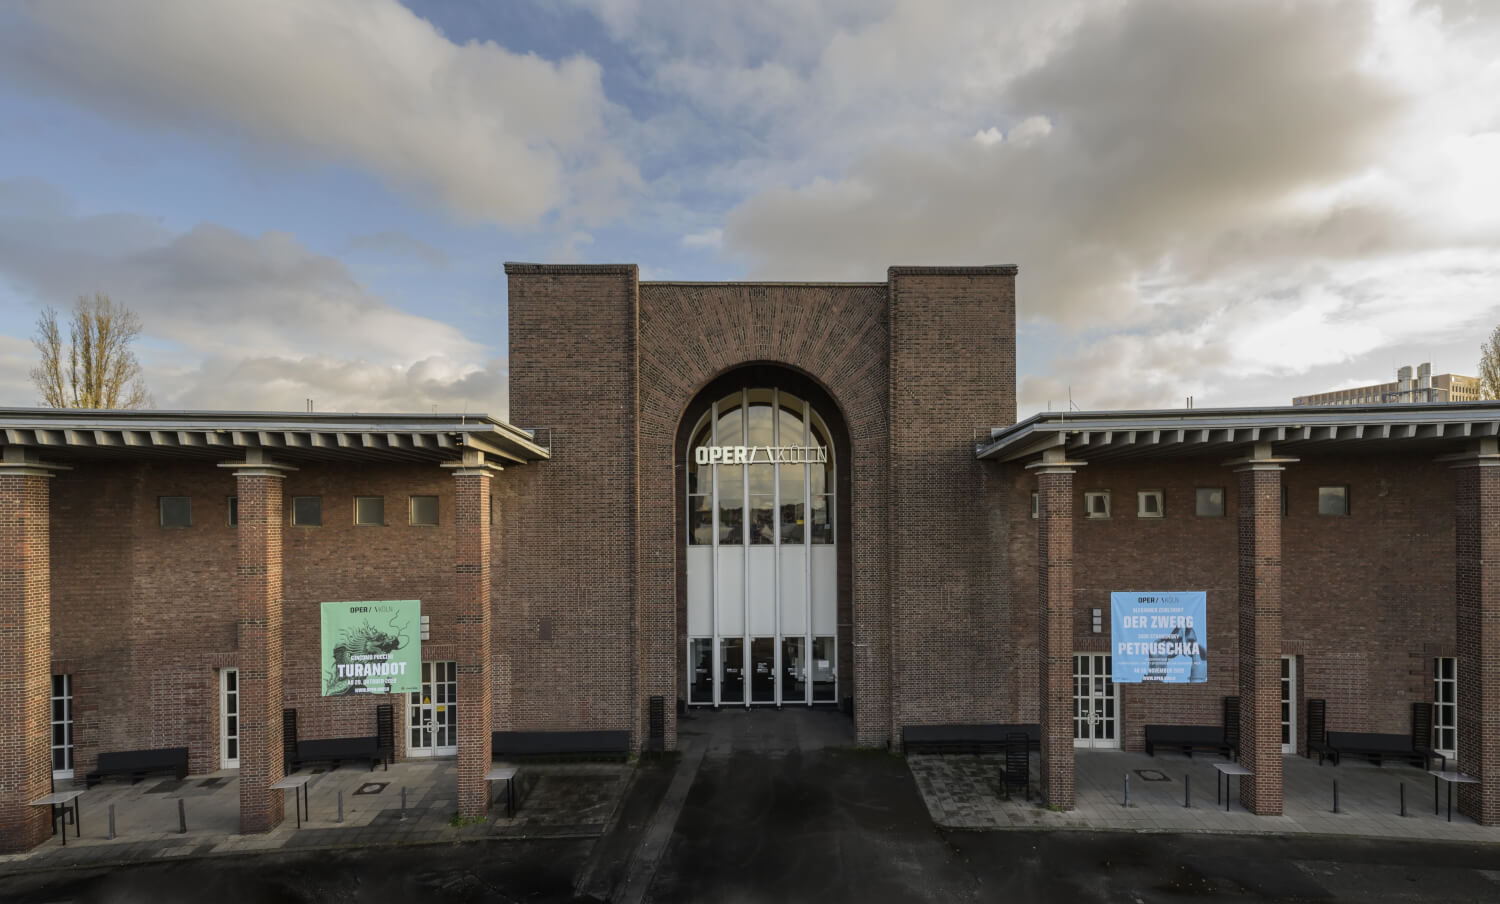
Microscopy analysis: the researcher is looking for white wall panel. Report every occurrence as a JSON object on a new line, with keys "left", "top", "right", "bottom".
{"left": 812, "top": 545, "right": 837, "bottom": 635}
{"left": 778, "top": 546, "right": 807, "bottom": 635}
{"left": 717, "top": 547, "right": 745, "bottom": 636}
{"left": 748, "top": 547, "right": 776, "bottom": 636}
{"left": 687, "top": 546, "right": 712, "bottom": 636}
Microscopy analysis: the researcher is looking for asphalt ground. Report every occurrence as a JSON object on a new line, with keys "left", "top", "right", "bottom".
{"left": 4, "top": 711, "right": 1498, "bottom": 903}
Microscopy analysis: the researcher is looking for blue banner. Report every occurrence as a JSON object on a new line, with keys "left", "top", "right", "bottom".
{"left": 1110, "top": 591, "right": 1208, "bottom": 683}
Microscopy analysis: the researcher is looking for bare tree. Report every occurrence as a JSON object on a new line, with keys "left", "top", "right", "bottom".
{"left": 1482, "top": 324, "right": 1500, "bottom": 400}
{"left": 30, "top": 293, "right": 153, "bottom": 409}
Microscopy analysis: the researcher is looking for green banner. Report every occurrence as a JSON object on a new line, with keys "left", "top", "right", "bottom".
{"left": 320, "top": 600, "right": 421, "bottom": 696}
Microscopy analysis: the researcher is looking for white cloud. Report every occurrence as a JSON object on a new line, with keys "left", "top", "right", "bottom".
{"left": 681, "top": 228, "right": 723, "bottom": 250}
{"left": 0, "top": 181, "right": 509, "bottom": 415}
{"left": 0, "top": 0, "right": 640, "bottom": 225}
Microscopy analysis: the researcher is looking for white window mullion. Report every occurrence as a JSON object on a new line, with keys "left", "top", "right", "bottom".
{"left": 710, "top": 398, "right": 720, "bottom": 707}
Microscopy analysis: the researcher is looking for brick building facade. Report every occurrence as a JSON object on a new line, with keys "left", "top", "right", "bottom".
{"left": 2, "top": 263, "right": 1498, "bottom": 851}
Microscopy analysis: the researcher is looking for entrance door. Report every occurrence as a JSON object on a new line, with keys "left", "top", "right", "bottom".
{"left": 408, "top": 661, "right": 457, "bottom": 756}
{"left": 1074, "top": 654, "right": 1119, "bottom": 748}
{"left": 220, "top": 668, "right": 239, "bottom": 769}
{"left": 1280, "top": 656, "right": 1297, "bottom": 755}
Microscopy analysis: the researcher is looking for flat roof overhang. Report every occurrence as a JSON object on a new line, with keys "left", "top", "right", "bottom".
{"left": 977, "top": 403, "right": 1500, "bottom": 465}
{"left": 0, "top": 408, "right": 550, "bottom": 467}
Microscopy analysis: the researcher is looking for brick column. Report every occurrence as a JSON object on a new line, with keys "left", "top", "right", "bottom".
{"left": 1031, "top": 451, "right": 1081, "bottom": 809}
{"left": 1235, "top": 456, "right": 1286, "bottom": 815}
{"left": 0, "top": 459, "right": 61, "bottom": 852}
{"left": 452, "top": 461, "right": 493, "bottom": 818}
{"left": 232, "top": 463, "right": 288, "bottom": 833}
{"left": 1453, "top": 439, "right": 1499, "bottom": 824}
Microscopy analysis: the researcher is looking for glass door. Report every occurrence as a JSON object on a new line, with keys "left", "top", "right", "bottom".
{"left": 1074, "top": 654, "right": 1118, "bottom": 748}
{"left": 1280, "top": 657, "right": 1296, "bottom": 755}
{"left": 220, "top": 669, "right": 239, "bottom": 769}
{"left": 408, "top": 661, "right": 458, "bottom": 756}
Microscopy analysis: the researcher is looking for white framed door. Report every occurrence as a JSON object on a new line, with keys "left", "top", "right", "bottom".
{"left": 408, "top": 661, "right": 458, "bottom": 756}
{"left": 1280, "top": 657, "right": 1296, "bottom": 755}
{"left": 1074, "top": 654, "right": 1119, "bottom": 749}
{"left": 52, "top": 674, "right": 75, "bottom": 779}
{"left": 220, "top": 668, "right": 239, "bottom": 769}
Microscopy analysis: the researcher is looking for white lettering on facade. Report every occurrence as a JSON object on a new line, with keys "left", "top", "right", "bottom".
{"left": 694, "top": 446, "right": 829, "bottom": 465}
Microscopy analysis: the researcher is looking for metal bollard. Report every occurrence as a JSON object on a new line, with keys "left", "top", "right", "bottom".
{"left": 337, "top": 789, "right": 344, "bottom": 824}
{"left": 1400, "top": 782, "right": 1406, "bottom": 817}
{"left": 1184, "top": 774, "right": 1191, "bottom": 808}
{"left": 1332, "top": 780, "right": 1339, "bottom": 814}
{"left": 400, "top": 787, "right": 407, "bottom": 821}
{"left": 108, "top": 804, "right": 116, "bottom": 840}
{"left": 1123, "top": 773, "right": 1130, "bottom": 808}
{"left": 178, "top": 799, "right": 187, "bottom": 834}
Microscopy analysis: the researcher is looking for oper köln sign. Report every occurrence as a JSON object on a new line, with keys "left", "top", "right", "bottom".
{"left": 694, "top": 445, "right": 828, "bottom": 465}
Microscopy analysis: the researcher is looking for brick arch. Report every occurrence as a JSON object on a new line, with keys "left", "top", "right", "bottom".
{"left": 637, "top": 282, "right": 892, "bottom": 747}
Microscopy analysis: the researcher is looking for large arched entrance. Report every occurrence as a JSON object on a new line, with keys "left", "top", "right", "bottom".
{"left": 676, "top": 366, "right": 852, "bottom": 710}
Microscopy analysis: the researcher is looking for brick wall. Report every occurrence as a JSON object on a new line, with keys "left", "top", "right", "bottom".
{"left": 502, "top": 265, "right": 639, "bottom": 741}
{"left": 47, "top": 461, "right": 485, "bottom": 781}
{"left": 887, "top": 268, "right": 1018, "bottom": 739}
{"left": 1003, "top": 453, "right": 1459, "bottom": 752}
{"left": 0, "top": 473, "right": 55, "bottom": 852}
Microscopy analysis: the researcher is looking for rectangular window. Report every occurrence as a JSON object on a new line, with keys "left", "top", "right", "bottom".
{"left": 1195, "top": 487, "right": 1225, "bottom": 517}
{"left": 1084, "top": 490, "right": 1110, "bottom": 519}
{"left": 1137, "top": 490, "right": 1163, "bottom": 518}
{"left": 1317, "top": 485, "right": 1349, "bottom": 516}
{"left": 227, "top": 495, "right": 238, "bottom": 527}
{"left": 159, "top": 496, "right": 191, "bottom": 528}
{"left": 1280, "top": 486, "right": 1287, "bottom": 518}
{"left": 1031, "top": 492, "right": 1039, "bottom": 519}
{"left": 409, "top": 495, "right": 439, "bottom": 526}
{"left": 292, "top": 496, "right": 322, "bottom": 526}
{"left": 1433, "top": 657, "right": 1456, "bottom": 758}
{"left": 51, "top": 674, "right": 73, "bottom": 778}
{"left": 718, "top": 466, "right": 743, "bottom": 543}
{"left": 354, "top": 496, "right": 385, "bottom": 526}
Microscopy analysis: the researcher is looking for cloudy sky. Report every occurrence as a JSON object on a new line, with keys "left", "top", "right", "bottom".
{"left": 1, "top": 0, "right": 1497, "bottom": 419}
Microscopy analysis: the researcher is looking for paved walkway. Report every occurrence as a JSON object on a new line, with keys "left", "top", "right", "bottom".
{"left": 0, "top": 758, "right": 631, "bottom": 873}
{"left": 911, "top": 748, "right": 1497, "bottom": 841}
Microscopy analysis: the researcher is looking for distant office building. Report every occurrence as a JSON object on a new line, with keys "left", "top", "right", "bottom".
{"left": 1293, "top": 363, "right": 1481, "bottom": 406}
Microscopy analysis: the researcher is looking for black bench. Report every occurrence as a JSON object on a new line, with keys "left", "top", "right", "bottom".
{"left": 1308, "top": 701, "right": 1442, "bottom": 770}
{"left": 1326, "top": 732, "right": 1443, "bottom": 770}
{"left": 291, "top": 736, "right": 384, "bottom": 772}
{"left": 901, "top": 723, "right": 1041, "bottom": 755}
{"left": 1144, "top": 725, "right": 1236, "bottom": 759}
{"left": 491, "top": 730, "right": 632, "bottom": 760}
{"left": 1144, "top": 696, "right": 1240, "bottom": 760}
{"left": 86, "top": 747, "right": 189, "bottom": 787}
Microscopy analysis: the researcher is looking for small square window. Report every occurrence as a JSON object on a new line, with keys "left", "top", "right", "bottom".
{"left": 1318, "top": 485, "right": 1349, "bottom": 516}
{"left": 1137, "top": 490, "right": 1163, "bottom": 518}
{"left": 1195, "top": 487, "right": 1225, "bottom": 517}
{"left": 1084, "top": 490, "right": 1111, "bottom": 519}
{"left": 355, "top": 496, "right": 385, "bottom": 526}
{"left": 227, "top": 496, "right": 238, "bottom": 527}
{"left": 1030, "top": 492, "right": 1039, "bottom": 519}
{"left": 292, "top": 496, "right": 322, "bottom": 526}
{"left": 159, "top": 496, "right": 191, "bottom": 528}
{"left": 410, "top": 495, "right": 439, "bottom": 526}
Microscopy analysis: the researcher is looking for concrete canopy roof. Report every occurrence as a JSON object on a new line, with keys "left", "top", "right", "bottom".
{"left": 0, "top": 408, "right": 550, "bottom": 466}
{"left": 977, "top": 403, "right": 1500, "bottom": 464}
